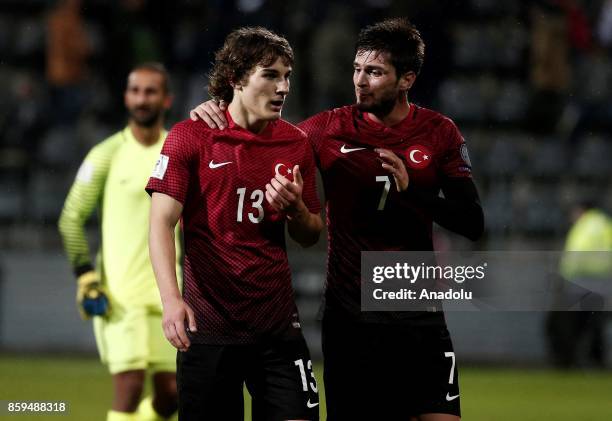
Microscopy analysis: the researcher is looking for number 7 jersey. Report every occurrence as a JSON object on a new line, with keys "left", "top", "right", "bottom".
{"left": 146, "top": 114, "right": 320, "bottom": 344}
{"left": 299, "top": 104, "right": 472, "bottom": 319}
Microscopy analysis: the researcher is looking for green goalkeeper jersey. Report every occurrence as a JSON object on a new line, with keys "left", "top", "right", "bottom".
{"left": 59, "top": 126, "right": 181, "bottom": 307}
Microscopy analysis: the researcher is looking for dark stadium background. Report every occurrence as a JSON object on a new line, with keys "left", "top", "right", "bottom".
{"left": 1, "top": 0, "right": 611, "bottom": 420}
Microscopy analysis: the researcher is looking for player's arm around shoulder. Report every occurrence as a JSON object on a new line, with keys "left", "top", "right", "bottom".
{"left": 149, "top": 191, "right": 196, "bottom": 352}
{"left": 190, "top": 99, "right": 228, "bottom": 129}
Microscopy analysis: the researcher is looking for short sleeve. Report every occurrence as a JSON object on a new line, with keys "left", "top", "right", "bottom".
{"left": 146, "top": 121, "right": 195, "bottom": 204}
{"left": 438, "top": 119, "right": 473, "bottom": 178}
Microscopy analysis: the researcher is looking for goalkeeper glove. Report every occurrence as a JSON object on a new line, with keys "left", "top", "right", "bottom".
{"left": 76, "top": 271, "right": 110, "bottom": 319}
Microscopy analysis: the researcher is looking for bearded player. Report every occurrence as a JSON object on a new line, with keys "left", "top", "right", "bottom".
{"left": 59, "top": 63, "right": 181, "bottom": 421}
{"left": 192, "top": 18, "right": 484, "bottom": 421}
{"left": 147, "top": 27, "right": 322, "bottom": 421}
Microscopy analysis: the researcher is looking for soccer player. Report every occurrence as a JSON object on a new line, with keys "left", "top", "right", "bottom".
{"left": 191, "top": 18, "right": 484, "bottom": 421}
{"left": 146, "top": 27, "right": 322, "bottom": 421}
{"left": 58, "top": 63, "right": 180, "bottom": 421}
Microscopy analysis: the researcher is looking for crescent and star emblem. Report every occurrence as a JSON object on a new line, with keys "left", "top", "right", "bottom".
{"left": 274, "top": 161, "right": 294, "bottom": 181}
{"left": 406, "top": 145, "right": 432, "bottom": 169}
{"left": 275, "top": 163, "right": 292, "bottom": 176}
{"left": 409, "top": 149, "right": 428, "bottom": 164}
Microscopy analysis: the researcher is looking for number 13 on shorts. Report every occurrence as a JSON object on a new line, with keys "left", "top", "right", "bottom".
{"left": 294, "top": 359, "right": 318, "bottom": 392}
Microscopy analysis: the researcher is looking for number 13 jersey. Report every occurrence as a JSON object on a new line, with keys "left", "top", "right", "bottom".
{"left": 147, "top": 113, "right": 320, "bottom": 344}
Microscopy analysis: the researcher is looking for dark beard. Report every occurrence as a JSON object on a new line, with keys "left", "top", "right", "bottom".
{"left": 128, "top": 107, "right": 160, "bottom": 127}
{"left": 356, "top": 96, "right": 396, "bottom": 116}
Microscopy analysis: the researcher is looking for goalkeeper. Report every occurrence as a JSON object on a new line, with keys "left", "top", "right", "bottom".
{"left": 58, "top": 63, "right": 181, "bottom": 421}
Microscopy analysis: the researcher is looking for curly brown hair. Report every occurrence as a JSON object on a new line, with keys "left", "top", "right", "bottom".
{"left": 208, "top": 27, "right": 294, "bottom": 103}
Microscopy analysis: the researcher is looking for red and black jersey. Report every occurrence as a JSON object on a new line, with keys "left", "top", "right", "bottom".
{"left": 299, "top": 104, "right": 472, "bottom": 319}
{"left": 147, "top": 113, "right": 320, "bottom": 344}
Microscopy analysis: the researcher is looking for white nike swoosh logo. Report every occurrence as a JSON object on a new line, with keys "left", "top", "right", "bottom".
{"left": 340, "top": 145, "right": 366, "bottom": 153}
{"left": 446, "top": 393, "right": 460, "bottom": 402}
{"left": 209, "top": 160, "right": 232, "bottom": 169}
{"left": 306, "top": 400, "right": 319, "bottom": 408}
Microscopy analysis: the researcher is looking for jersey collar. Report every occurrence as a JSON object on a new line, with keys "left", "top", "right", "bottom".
{"left": 350, "top": 104, "right": 417, "bottom": 148}
{"left": 362, "top": 102, "right": 416, "bottom": 131}
{"left": 122, "top": 126, "right": 168, "bottom": 147}
{"left": 224, "top": 109, "right": 276, "bottom": 141}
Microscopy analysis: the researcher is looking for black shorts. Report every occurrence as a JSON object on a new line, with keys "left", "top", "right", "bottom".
{"left": 322, "top": 311, "right": 460, "bottom": 420}
{"left": 177, "top": 337, "right": 319, "bottom": 421}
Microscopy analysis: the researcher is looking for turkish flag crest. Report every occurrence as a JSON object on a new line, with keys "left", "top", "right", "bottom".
{"left": 405, "top": 144, "right": 432, "bottom": 169}
{"left": 273, "top": 160, "right": 294, "bottom": 182}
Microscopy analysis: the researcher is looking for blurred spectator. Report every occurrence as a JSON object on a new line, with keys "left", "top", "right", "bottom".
{"left": 554, "top": 0, "right": 612, "bottom": 141}
{"left": 559, "top": 0, "right": 592, "bottom": 52}
{"left": 546, "top": 202, "right": 612, "bottom": 368}
{"left": 526, "top": 0, "right": 571, "bottom": 134}
{"left": 46, "top": 0, "right": 91, "bottom": 127}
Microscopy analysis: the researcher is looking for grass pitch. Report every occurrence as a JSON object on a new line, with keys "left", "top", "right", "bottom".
{"left": 1, "top": 354, "right": 611, "bottom": 420}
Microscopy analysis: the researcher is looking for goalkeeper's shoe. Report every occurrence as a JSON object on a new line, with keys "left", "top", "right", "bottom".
{"left": 76, "top": 271, "right": 110, "bottom": 319}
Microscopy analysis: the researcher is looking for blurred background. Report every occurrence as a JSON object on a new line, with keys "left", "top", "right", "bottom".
{"left": 1, "top": 0, "right": 612, "bottom": 419}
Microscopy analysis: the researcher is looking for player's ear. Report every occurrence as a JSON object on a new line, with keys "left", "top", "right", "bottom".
{"left": 230, "top": 76, "right": 243, "bottom": 91}
{"left": 398, "top": 71, "right": 416, "bottom": 92}
{"left": 231, "top": 82, "right": 243, "bottom": 94}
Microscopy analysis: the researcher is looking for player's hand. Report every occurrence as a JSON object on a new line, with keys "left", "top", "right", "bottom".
{"left": 265, "top": 165, "right": 308, "bottom": 219}
{"left": 161, "top": 297, "right": 197, "bottom": 352}
{"left": 189, "top": 100, "right": 228, "bottom": 129}
{"left": 376, "top": 148, "right": 409, "bottom": 192}
{"left": 76, "top": 270, "right": 110, "bottom": 320}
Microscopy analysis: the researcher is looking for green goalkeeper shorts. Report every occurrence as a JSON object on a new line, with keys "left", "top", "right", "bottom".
{"left": 93, "top": 303, "right": 176, "bottom": 374}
